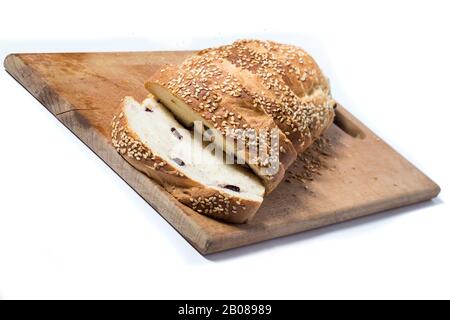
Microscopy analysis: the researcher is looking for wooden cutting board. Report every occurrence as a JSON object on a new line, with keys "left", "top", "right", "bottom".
{"left": 4, "top": 51, "right": 440, "bottom": 254}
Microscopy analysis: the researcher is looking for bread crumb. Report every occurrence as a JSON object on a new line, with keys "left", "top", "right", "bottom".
{"left": 286, "top": 136, "right": 333, "bottom": 188}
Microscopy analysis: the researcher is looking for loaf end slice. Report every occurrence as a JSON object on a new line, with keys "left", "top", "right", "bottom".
{"left": 111, "top": 95, "right": 265, "bottom": 223}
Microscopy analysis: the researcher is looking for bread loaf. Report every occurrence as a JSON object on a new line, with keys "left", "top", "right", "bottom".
{"left": 112, "top": 39, "right": 335, "bottom": 223}
{"left": 111, "top": 96, "right": 265, "bottom": 223}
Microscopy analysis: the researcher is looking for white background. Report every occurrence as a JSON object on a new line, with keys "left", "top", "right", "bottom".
{"left": 0, "top": 0, "right": 449, "bottom": 300}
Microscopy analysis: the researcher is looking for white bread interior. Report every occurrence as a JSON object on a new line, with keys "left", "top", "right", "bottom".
{"left": 123, "top": 96, "right": 265, "bottom": 203}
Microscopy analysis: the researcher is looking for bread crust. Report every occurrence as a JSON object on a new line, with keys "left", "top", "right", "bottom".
{"left": 111, "top": 98, "right": 262, "bottom": 223}
{"left": 199, "top": 39, "right": 335, "bottom": 153}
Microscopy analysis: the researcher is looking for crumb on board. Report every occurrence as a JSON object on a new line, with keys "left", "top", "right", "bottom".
{"left": 286, "top": 136, "right": 334, "bottom": 189}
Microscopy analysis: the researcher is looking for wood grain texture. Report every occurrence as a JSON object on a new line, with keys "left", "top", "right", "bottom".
{"left": 4, "top": 52, "right": 440, "bottom": 254}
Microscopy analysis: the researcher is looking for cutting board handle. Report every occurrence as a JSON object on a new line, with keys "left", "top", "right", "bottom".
{"left": 333, "top": 105, "right": 366, "bottom": 139}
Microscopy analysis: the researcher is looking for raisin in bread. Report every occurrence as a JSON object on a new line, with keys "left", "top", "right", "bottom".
{"left": 111, "top": 96, "right": 265, "bottom": 223}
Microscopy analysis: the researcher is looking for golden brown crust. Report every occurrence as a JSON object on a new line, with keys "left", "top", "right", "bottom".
{"left": 111, "top": 99, "right": 261, "bottom": 223}
{"left": 199, "top": 39, "right": 335, "bottom": 153}
{"left": 146, "top": 54, "right": 297, "bottom": 194}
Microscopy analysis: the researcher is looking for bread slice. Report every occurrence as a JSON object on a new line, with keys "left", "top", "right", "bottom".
{"left": 111, "top": 96, "right": 265, "bottom": 223}
{"left": 145, "top": 54, "right": 298, "bottom": 194}
{"left": 199, "top": 39, "right": 335, "bottom": 154}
